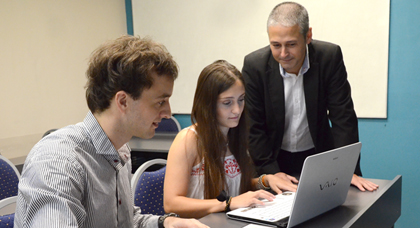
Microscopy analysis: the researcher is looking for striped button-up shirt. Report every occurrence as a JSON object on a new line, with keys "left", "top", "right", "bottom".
{"left": 15, "top": 112, "right": 158, "bottom": 228}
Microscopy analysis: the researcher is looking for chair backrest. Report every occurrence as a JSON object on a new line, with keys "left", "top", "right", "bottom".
{"left": 0, "top": 196, "right": 17, "bottom": 212}
{"left": 155, "top": 116, "right": 181, "bottom": 133}
{"left": 0, "top": 156, "right": 19, "bottom": 228}
{"left": 131, "top": 159, "right": 167, "bottom": 215}
{"left": 0, "top": 155, "right": 20, "bottom": 201}
{"left": 0, "top": 213, "right": 14, "bottom": 228}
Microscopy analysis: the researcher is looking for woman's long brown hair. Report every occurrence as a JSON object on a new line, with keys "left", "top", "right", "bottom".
{"left": 191, "top": 60, "right": 254, "bottom": 199}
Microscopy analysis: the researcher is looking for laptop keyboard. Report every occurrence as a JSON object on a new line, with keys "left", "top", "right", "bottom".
{"left": 253, "top": 193, "right": 295, "bottom": 221}
{"left": 228, "top": 192, "right": 295, "bottom": 222}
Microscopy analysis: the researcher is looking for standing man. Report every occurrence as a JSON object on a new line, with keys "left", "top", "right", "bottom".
{"left": 15, "top": 36, "right": 208, "bottom": 228}
{"left": 242, "top": 2, "right": 378, "bottom": 191}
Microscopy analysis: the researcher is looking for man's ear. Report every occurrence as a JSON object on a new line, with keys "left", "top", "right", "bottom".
{"left": 306, "top": 27, "right": 313, "bottom": 44}
{"left": 114, "top": 91, "right": 129, "bottom": 113}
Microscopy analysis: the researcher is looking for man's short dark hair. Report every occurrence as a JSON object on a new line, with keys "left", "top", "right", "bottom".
{"left": 85, "top": 35, "right": 178, "bottom": 113}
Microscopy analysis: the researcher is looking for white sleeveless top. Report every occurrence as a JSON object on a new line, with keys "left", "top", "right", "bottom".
{"left": 185, "top": 128, "right": 242, "bottom": 199}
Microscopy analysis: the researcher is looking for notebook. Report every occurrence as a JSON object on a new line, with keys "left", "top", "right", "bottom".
{"left": 226, "top": 142, "right": 362, "bottom": 227}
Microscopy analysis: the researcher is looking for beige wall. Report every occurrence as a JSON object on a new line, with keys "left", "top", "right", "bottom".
{"left": 0, "top": 1, "right": 127, "bottom": 162}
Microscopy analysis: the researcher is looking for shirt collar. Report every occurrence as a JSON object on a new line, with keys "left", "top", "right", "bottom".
{"left": 83, "top": 111, "right": 127, "bottom": 170}
{"left": 279, "top": 44, "right": 310, "bottom": 77}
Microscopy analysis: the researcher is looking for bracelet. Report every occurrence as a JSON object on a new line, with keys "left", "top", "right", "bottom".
{"left": 224, "top": 196, "right": 232, "bottom": 212}
{"left": 262, "top": 175, "right": 268, "bottom": 187}
{"left": 257, "top": 174, "right": 271, "bottom": 190}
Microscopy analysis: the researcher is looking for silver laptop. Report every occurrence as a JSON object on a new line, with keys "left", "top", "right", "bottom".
{"left": 226, "top": 142, "right": 362, "bottom": 227}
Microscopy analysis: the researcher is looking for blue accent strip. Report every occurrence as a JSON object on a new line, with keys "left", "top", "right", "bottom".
{"left": 125, "top": 0, "right": 134, "bottom": 35}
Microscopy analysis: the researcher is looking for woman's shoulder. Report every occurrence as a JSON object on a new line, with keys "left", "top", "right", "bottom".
{"left": 177, "top": 125, "right": 198, "bottom": 140}
{"left": 170, "top": 125, "right": 199, "bottom": 159}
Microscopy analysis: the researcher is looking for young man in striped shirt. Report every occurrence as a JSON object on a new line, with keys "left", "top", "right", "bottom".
{"left": 15, "top": 35, "right": 208, "bottom": 228}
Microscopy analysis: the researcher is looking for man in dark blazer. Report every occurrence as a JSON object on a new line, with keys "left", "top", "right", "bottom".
{"left": 242, "top": 2, "right": 378, "bottom": 191}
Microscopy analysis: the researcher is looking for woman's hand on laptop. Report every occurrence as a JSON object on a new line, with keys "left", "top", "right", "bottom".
{"left": 230, "top": 190, "right": 276, "bottom": 210}
{"left": 351, "top": 174, "right": 379, "bottom": 192}
{"left": 265, "top": 173, "right": 298, "bottom": 194}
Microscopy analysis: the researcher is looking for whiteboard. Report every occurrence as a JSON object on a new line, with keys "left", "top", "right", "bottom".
{"left": 132, "top": 0, "right": 389, "bottom": 118}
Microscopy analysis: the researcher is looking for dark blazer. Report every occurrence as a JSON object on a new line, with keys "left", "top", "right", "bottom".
{"left": 242, "top": 40, "right": 361, "bottom": 176}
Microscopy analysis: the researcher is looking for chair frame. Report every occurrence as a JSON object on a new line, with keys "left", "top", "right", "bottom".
{"left": 169, "top": 116, "right": 181, "bottom": 132}
{"left": 0, "top": 196, "right": 17, "bottom": 211}
{"left": 131, "top": 158, "right": 167, "bottom": 201}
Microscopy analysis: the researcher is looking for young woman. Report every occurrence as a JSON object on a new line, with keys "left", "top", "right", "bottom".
{"left": 164, "top": 60, "right": 298, "bottom": 218}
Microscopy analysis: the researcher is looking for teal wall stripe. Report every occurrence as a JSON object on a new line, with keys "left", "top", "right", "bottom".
{"left": 125, "top": 0, "right": 134, "bottom": 35}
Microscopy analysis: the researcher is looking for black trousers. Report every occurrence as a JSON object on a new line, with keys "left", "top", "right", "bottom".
{"left": 277, "top": 148, "right": 317, "bottom": 178}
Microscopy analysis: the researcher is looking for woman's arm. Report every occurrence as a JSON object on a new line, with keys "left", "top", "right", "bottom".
{"left": 164, "top": 128, "right": 226, "bottom": 218}
{"left": 164, "top": 128, "right": 279, "bottom": 219}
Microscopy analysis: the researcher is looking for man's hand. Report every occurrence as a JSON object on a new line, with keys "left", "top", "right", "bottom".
{"left": 164, "top": 217, "right": 209, "bottom": 228}
{"left": 351, "top": 174, "right": 379, "bottom": 192}
{"left": 274, "top": 172, "right": 299, "bottom": 184}
{"left": 264, "top": 172, "right": 298, "bottom": 194}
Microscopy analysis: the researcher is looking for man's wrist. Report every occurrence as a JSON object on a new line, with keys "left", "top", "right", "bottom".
{"left": 158, "top": 213, "right": 179, "bottom": 228}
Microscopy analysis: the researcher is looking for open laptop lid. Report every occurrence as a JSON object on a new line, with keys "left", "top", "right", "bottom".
{"left": 287, "top": 142, "right": 361, "bottom": 227}
{"left": 226, "top": 142, "right": 361, "bottom": 227}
